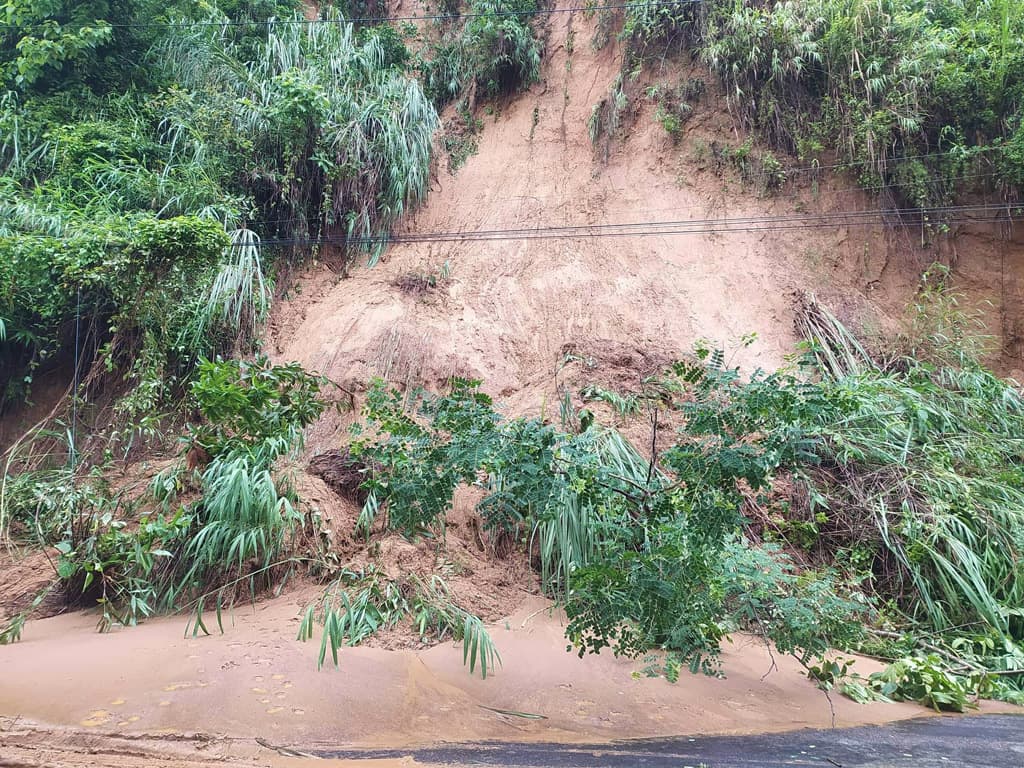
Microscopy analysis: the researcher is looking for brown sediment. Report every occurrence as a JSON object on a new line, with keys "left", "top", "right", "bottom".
{"left": 5, "top": 594, "right": 1011, "bottom": 762}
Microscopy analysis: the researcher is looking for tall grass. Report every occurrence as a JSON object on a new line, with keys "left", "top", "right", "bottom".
{"left": 159, "top": 8, "right": 438, "bottom": 265}
{"left": 0, "top": 91, "right": 49, "bottom": 180}
{"left": 297, "top": 568, "right": 500, "bottom": 677}
{"left": 167, "top": 453, "right": 299, "bottom": 605}
{"left": 615, "top": 0, "right": 1024, "bottom": 207}
{"left": 410, "top": 574, "right": 501, "bottom": 678}
{"left": 699, "top": 0, "right": 943, "bottom": 169}
{"left": 808, "top": 365, "right": 1024, "bottom": 635}
{"left": 793, "top": 291, "right": 1024, "bottom": 640}
{"left": 298, "top": 570, "right": 406, "bottom": 667}
{"left": 795, "top": 293, "right": 877, "bottom": 378}
{"left": 195, "top": 228, "right": 272, "bottom": 345}
{"left": 424, "top": 0, "right": 542, "bottom": 106}
{"left": 528, "top": 426, "right": 662, "bottom": 596}
{"left": 0, "top": 422, "right": 84, "bottom": 548}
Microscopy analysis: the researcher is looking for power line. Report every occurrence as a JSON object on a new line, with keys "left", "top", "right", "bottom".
{"left": 7, "top": 204, "right": 1016, "bottom": 245}
{"left": 198, "top": 164, "right": 1015, "bottom": 241}
{"left": 249, "top": 216, "right": 1008, "bottom": 248}
{"left": 0, "top": 1, "right": 702, "bottom": 33}
{"left": 240, "top": 203, "right": 1018, "bottom": 248}
{"left": 232, "top": 168, "right": 1018, "bottom": 235}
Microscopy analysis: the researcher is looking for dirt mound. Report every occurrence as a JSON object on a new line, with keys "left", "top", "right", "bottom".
{"left": 258, "top": 1, "right": 940, "bottom": 663}
{"left": 287, "top": 453, "right": 538, "bottom": 652}
{"left": 308, "top": 449, "right": 371, "bottom": 505}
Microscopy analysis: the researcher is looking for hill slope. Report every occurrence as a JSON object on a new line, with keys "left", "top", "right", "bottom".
{"left": 271, "top": 6, "right": 1023, "bottom": 444}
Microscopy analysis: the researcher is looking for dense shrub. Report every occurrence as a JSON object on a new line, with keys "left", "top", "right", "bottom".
{"left": 0, "top": 216, "right": 229, "bottom": 407}
{"left": 1, "top": 5, "right": 436, "bottom": 408}
{"left": 160, "top": 8, "right": 437, "bottom": 265}
{"left": 423, "top": 0, "right": 542, "bottom": 105}
{"left": 9, "top": 357, "right": 328, "bottom": 628}
{"left": 352, "top": 372, "right": 869, "bottom": 676}
{"left": 349, "top": 313, "right": 1024, "bottom": 699}
{"left": 614, "top": 0, "right": 1024, "bottom": 207}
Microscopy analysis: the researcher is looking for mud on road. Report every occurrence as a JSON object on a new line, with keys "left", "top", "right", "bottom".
{"left": 3, "top": 714, "right": 1023, "bottom": 767}
{"left": 1, "top": 596, "right": 1019, "bottom": 767}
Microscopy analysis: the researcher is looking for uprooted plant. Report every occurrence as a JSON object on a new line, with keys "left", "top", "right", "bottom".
{"left": 297, "top": 567, "right": 500, "bottom": 677}
{"left": 785, "top": 285, "right": 1024, "bottom": 709}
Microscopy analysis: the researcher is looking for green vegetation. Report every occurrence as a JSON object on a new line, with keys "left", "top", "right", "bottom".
{"left": 297, "top": 568, "right": 500, "bottom": 676}
{"left": 647, "top": 77, "right": 704, "bottom": 142}
{"left": 0, "top": 2, "right": 436, "bottom": 411}
{"left": 347, "top": 372, "right": 867, "bottom": 677}
{"left": 423, "top": 0, "right": 542, "bottom": 106}
{"left": 600, "top": 0, "right": 1024, "bottom": 207}
{"left": 159, "top": 9, "right": 437, "bottom": 262}
{"left": 338, "top": 276, "right": 1023, "bottom": 705}
{"left": 1, "top": 0, "right": 1022, "bottom": 708}
{"left": 0, "top": 0, "right": 545, "bottom": 676}
{"left": 422, "top": 0, "right": 542, "bottom": 172}
{"left": 2, "top": 357, "right": 325, "bottom": 631}
{"left": 0, "top": 0, "right": 550, "bottom": 408}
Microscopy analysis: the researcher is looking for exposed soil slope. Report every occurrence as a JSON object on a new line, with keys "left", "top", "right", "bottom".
{"left": 269, "top": 6, "right": 1023, "bottom": 446}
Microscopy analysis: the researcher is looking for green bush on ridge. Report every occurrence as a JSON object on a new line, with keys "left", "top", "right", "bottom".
{"left": 606, "top": 0, "right": 1024, "bottom": 208}
{"left": 424, "top": 0, "right": 542, "bottom": 106}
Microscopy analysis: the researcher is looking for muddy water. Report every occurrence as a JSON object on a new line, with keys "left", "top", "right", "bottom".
{"left": 1, "top": 592, "right": 970, "bottom": 762}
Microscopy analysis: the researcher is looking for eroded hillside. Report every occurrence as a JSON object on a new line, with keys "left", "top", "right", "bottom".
{"left": 3, "top": 2, "right": 1024, "bottom": 764}
{"left": 270, "top": 5, "right": 1024, "bottom": 451}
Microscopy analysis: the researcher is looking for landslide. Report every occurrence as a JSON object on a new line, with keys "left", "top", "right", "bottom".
{"left": 268, "top": 5, "right": 1024, "bottom": 445}
{"left": 4, "top": 4, "right": 1024, "bottom": 764}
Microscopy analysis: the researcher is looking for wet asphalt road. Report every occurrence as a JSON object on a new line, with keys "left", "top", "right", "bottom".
{"left": 314, "top": 714, "right": 1024, "bottom": 767}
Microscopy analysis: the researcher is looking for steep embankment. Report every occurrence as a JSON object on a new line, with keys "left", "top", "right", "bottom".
{"left": 269, "top": 5, "right": 1023, "bottom": 449}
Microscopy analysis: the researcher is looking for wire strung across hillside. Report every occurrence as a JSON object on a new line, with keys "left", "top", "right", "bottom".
{"left": 210, "top": 167, "right": 1017, "bottom": 239}
{"left": 6, "top": 203, "right": 1014, "bottom": 246}
{"left": 169, "top": 161, "right": 1019, "bottom": 247}
{"left": 0, "top": 1, "right": 703, "bottom": 32}
{"left": 251, "top": 167, "right": 1019, "bottom": 234}
{"left": 237, "top": 203, "right": 1018, "bottom": 248}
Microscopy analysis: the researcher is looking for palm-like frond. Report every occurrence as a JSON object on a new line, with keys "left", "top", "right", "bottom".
{"left": 157, "top": 7, "right": 438, "bottom": 265}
